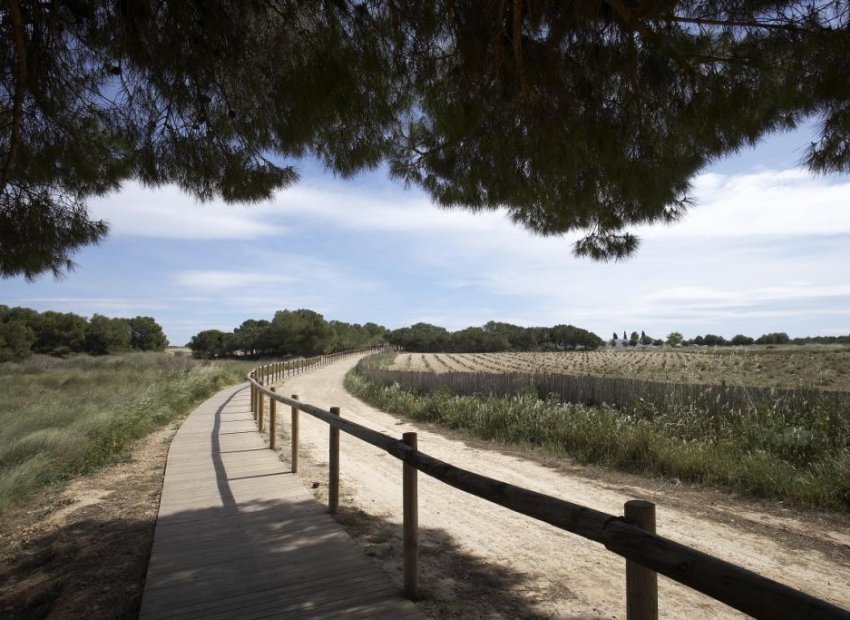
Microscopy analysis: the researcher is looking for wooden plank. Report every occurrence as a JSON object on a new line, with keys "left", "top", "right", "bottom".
{"left": 140, "top": 383, "right": 420, "bottom": 620}
{"left": 150, "top": 572, "right": 400, "bottom": 620}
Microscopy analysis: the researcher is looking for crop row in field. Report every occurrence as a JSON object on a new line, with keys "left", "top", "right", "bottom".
{"left": 389, "top": 347, "right": 850, "bottom": 391}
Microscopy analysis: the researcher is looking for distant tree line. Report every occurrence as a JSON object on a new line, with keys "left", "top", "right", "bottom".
{"left": 610, "top": 330, "right": 850, "bottom": 348}
{"left": 188, "top": 315, "right": 604, "bottom": 358}
{"left": 386, "top": 321, "right": 603, "bottom": 353}
{"left": 686, "top": 332, "right": 850, "bottom": 346}
{"left": 188, "top": 309, "right": 388, "bottom": 359}
{"left": 0, "top": 306, "right": 168, "bottom": 361}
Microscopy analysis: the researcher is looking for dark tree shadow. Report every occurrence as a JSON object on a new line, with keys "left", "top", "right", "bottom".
{"left": 0, "top": 499, "right": 569, "bottom": 619}
{"left": 0, "top": 512, "right": 154, "bottom": 619}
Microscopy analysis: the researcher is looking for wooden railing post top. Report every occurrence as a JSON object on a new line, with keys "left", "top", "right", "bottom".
{"left": 403, "top": 432, "right": 418, "bottom": 447}
{"left": 625, "top": 500, "right": 655, "bottom": 512}
{"left": 330, "top": 406, "right": 340, "bottom": 415}
{"left": 291, "top": 394, "right": 299, "bottom": 399}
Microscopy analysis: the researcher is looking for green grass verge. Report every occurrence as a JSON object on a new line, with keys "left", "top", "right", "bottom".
{"left": 0, "top": 352, "right": 252, "bottom": 510}
{"left": 345, "top": 368, "right": 850, "bottom": 513}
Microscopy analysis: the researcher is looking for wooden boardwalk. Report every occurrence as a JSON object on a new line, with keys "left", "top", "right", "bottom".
{"left": 140, "top": 383, "right": 420, "bottom": 619}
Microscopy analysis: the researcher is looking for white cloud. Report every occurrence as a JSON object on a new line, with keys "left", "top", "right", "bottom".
{"left": 9, "top": 297, "right": 169, "bottom": 315}
{"left": 637, "top": 283, "right": 850, "bottom": 310}
{"left": 277, "top": 167, "right": 850, "bottom": 243}
{"left": 272, "top": 184, "right": 513, "bottom": 234}
{"left": 641, "top": 168, "right": 850, "bottom": 239}
{"left": 88, "top": 182, "right": 287, "bottom": 239}
{"left": 87, "top": 166, "right": 850, "bottom": 246}
{"left": 173, "top": 270, "right": 294, "bottom": 290}
{"left": 86, "top": 178, "right": 513, "bottom": 241}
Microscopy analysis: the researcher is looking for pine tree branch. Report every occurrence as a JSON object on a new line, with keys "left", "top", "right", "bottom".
{"left": 664, "top": 14, "right": 807, "bottom": 33}
{"left": 488, "top": 0, "right": 506, "bottom": 77}
{"left": 1, "top": 0, "right": 28, "bottom": 194}
{"left": 512, "top": 0, "right": 530, "bottom": 97}
{"left": 605, "top": 0, "right": 652, "bottom": 38}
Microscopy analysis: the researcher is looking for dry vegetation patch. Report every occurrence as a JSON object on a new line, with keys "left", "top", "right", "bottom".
{"left": 0, "top": 353, "right": 250, "bottom": 508}
{"left": 390, "top": 347, "right": 850, "bottom": 390}
{"left": 0, "top": 353, "right": 254, "bottom": 618}
{"left": 369, "top": 349, "right": 850, "bottom": 512}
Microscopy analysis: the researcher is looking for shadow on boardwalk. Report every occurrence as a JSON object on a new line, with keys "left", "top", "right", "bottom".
{"left": 0, "top": 501, "right": 557, "bottom": 619}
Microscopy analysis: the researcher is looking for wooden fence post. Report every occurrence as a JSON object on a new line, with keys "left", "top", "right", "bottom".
{"left": 625, "top": 500, "right": 658, "bottom": 620}
{"left": 291, "top": 395, "right": 300, "bottom": 473}
{"left": 329, "top": 406, "right": 340, "bottom": 514}
{"left": 269, "top": 387, "right": 277, "bottom": 450}
{"left": 257, "top": 382, "right": 264, "bottom": 433}
{"left": 251, "top": 375, "right": 256, "bottom": 419}
{"left": 403, "top": 432, "right": 419, "bottom": 599}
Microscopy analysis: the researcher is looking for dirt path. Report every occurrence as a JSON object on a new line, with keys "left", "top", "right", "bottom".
{"left": 278, "top": 356, "right": 850, "bottom": 619}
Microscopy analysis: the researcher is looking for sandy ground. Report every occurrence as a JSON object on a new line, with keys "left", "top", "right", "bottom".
{"left": 274, "top": 355, "right": 850, "bottom": 619}
{"left": 0, "top": 420, "right": 182, "bottom": 618}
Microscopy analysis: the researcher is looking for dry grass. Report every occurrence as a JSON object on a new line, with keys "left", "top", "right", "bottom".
{"left": 347, "top": 365, "right": 850, "bottom": 513}
{"left": 357, "top": 350, "right": 850, "bottom": 513}
{"left": 0, "top": 353, "right": 252, "bottom": 510}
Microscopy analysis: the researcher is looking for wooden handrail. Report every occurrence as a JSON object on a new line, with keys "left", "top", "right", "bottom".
{"left": 246, "top": 351, "right": 850, "bottom": 620}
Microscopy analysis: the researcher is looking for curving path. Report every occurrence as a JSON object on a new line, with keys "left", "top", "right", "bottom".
{"left": 279, "top": 355, "right": 850, "bottom": 618}
{"left": 139, "top": 381, "right": 419, "bottom": 619}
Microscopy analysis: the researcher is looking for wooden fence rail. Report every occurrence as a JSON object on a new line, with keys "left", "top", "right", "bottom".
{"left": 247, "top": 352, "right": 850, "bottom": 620}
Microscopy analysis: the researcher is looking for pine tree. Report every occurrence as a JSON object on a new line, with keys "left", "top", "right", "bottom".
{"left": 3, "top": 1, "right": 850, "bottom": 278}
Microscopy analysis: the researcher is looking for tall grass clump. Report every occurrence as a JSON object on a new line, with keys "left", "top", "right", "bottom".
{"left": 0, "top": 352, "right": 250, "bottom": 509}
{"left": 345, "top": 369, "right": 850, "bottom": 513}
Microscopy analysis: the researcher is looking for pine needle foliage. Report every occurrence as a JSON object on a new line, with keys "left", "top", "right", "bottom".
{"left": 2, "top": 1, "right": 850, "bottom": 276}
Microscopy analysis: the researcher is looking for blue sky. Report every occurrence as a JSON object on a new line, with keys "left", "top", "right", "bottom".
{"left": 2, "top": 124, "right": 850, "bottom": 346}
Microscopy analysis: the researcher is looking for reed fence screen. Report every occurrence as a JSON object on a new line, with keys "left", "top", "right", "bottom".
{"left": 356, "top": 359, "right": 850, "bottom": 417}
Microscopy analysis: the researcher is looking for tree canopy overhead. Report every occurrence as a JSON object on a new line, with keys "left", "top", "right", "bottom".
{"left": 2, "top": 0, "right": 849, "bottom": 278}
